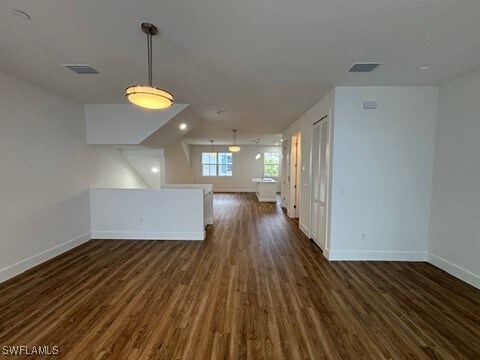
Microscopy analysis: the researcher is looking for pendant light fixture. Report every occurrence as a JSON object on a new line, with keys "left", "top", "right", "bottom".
{"left": 229, "top": 130, "right": 241, "bottom": 153}
{"left": 209, "top": 140, "right": 216, "bottom": 156}
{"left": 125, "top": 22, "right": 173, "bottom": 110}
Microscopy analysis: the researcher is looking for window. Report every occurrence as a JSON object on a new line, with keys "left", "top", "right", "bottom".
{"left": 264, "top": 152, "right": 280, "bottom": 177}
{"left": 202, "top": 152, "right": 233, "bottom": 176}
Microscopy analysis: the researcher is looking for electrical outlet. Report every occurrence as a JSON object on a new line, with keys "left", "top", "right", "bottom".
{"left": 139, "top": 217, "right": 144, "bottom": 223}
{"left": 361, "top": 232, "right": 367, "bottom": 241}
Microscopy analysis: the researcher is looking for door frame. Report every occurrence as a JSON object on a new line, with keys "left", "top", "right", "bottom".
{"left": 287, "top": 133, "right": 301, "bottom": 218}
{"left": 281, "top": 139, "right": 290, "bottom": 210}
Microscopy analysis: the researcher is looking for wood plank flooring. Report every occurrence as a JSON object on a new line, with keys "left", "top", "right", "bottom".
{"left": 0, "top": 193, "right": 479, "bottom": 359}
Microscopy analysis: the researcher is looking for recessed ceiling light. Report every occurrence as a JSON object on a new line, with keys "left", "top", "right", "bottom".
{"left": 280, "top": 139, "right": 283, "bottom": 142}
{"left": 11, "top": 9, "right": 31, "bottom": 20}
{"left": 151, "top": 167, "right": 159, "bottom": 173}
{"left": 179, "top": 123, "right": 187, "bottom": 130}
{"left": 416, "top": 64, "right": 432, "bottom": 70}
{"left": 275, "top": 143, "right": 279, "bottom": 146}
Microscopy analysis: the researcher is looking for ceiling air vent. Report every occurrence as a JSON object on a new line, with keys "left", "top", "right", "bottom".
{"left": 62, "top": 64, "right": 99, "bottom": 74}
{"left": 349, "top": 62, "right": 383, "bottom": 72}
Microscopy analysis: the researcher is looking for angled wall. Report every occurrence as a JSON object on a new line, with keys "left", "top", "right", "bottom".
{"left": 164, "top": 142, "right": 195, "bottom": 184}
{"left": 85, "top": 103, "right": 188, "bottom": 145}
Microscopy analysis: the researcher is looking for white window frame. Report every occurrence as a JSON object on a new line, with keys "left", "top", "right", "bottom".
{"left": 263, "top": 152, "right": 280, "bottom": 177}
{"left": 201, "top": 152, "right": 233, "bottom": 177}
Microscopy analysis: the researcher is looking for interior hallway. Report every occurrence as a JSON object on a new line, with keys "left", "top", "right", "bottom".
{"left": 0, "top": 193, "right": 479, "bottom": 359}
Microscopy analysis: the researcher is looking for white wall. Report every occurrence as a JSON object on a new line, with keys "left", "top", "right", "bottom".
{"left": 190, "top": 145, "right": 282, "bottom": 192}
{"left": 329, "top": 87, "right": 437, "bottom": 260}
{"left": 428, "top": 71, "right": 480, "bottom": 288}
{"left": 283, "top": 91, "right": 335, "bottom": 237}
{"left": 284, "top": 88, "right": 438, "bottom": 260}
{"left": 164, "top": 141, "right": 195, "bottom": 184}
{"left": 121, "top": 148, "right": 163, "bottom": 189}
{"left": 0, "top": 72, "right": 145, "bottom": 282}
{"left": 90, "top": 189, "right": 205, "bottom": 240}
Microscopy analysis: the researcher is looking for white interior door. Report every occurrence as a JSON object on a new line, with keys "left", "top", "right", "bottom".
{"left": 311, "top": 117, "right": 329, "bottom": 249}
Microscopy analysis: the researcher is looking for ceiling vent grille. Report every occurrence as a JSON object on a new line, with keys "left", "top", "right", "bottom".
{"left": 349, "top": 62, "right": 383, "bottom": 72}
{"left": 62, "top": 64, "right": 99, "bottom": 74}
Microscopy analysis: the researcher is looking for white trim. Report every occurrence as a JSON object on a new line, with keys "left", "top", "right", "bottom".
{"left": 323, "top": 248, "right": 330, "bottom": 260}
{"left": 427, "top": 253, "right": 480, "bottom": 289}
{"left": 213, "top": 189, "right": 256, "bottom": 193}
{"left": 205, "top": 217, "right": 214, "bottom": 226}
{"left": 0, "top": 233, "right": 91, "bottom": 283}
{"left": 256, "top": 197, "right": 277, "bottom": 202}
{"left": 327, "top": 251, "right": 427, "bottom": 261}
{"left": 299, "top": 222, "right": 309, "bottom": 237}
{"left": 91, "top": 231, "right": 204, "bottom": 241}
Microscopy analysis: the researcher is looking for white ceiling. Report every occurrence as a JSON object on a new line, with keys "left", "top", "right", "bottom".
{"left": 1, "top": 0, "right": 480, "bottom": 145}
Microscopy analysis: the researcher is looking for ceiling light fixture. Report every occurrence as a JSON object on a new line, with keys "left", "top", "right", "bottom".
{"left": 229, "top": 130, "right": 241, "bottom": 153}
{"left": 179, "top": 123, "right": 187, "bottom": 130}
{"left": 125, "top": 22, "right": 173, "bottom": 110}
{"left": 209, "top": 140, "right": 216, "bottom": 156}
{"left": 151, "top": 167, "right": 159, "bottom": 173}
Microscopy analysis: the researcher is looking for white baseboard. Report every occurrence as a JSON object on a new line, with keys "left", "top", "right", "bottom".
{"left": 213, "top": 189, "right": 256, "bottom": 193}
{"left": 299, "top": 222, "right": 309, "bottom": 237}
{"left": 327, "top": 251, "right": 427, "bottom": 262}
{"left": 0, "top": 232, "right": 91, "bottom": 284}
{"left": 91, "top": 231, "right": 204, "bottom": 241}
{"left": 256, "top": 197, "right": 277, "bottom": 202}
{"left": 427, "top": 253, "right": 480, "bottom": 289}
{"left": 205, "top": 217, "right": 214, "bottom": 225}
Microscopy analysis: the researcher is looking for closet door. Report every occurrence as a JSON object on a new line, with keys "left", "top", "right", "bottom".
{"left": 311, "top": 117, "right": 329, "bottom": 249}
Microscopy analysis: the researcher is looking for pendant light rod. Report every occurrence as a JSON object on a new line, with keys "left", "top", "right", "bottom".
{"left": 147, "top": 30, "right": 152, "bottom": 86}
{"left": 141, "top": 23, "right": 158, "bottom": 87}
{"left": 209, "top": 140, "right": 215, "bottom": 156}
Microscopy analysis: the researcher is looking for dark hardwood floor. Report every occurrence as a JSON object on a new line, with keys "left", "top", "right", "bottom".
{"left": 0, "top": 193, "right": 479, "bottom": 359}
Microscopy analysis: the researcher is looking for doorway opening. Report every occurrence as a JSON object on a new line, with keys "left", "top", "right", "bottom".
{"left": 282, "top": 133, "right": 301, "bottom": 219}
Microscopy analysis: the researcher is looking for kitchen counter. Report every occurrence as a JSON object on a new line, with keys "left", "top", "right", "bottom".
{"left": 252, "top": 178, "right": 277, "bottom": 202}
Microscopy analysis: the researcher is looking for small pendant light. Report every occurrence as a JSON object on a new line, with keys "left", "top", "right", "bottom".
{"left": 125, "top": 23, "right": 173, "bottom": 110}
{"left": 229, "top": 130, "right": 241, "bottom": 152}
{"left": 255, "top": 139, "right": 261, "bottom": 160}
